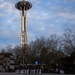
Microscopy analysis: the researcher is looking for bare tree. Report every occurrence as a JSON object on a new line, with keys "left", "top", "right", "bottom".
{"left": 28, "top": 35, "right": 65, "bottom": 64}
{"left": 63, "top": 29, "right": 75, "bottom": 55}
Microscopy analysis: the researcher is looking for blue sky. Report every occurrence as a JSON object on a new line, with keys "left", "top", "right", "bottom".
{"left": 0, "top": 0, "right": 75, "bottom": 49}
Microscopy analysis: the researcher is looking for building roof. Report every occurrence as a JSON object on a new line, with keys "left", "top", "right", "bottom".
{"left": 0, "top": 53, "right": 13, "bottom": 57}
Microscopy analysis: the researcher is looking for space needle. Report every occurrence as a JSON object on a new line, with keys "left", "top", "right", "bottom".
{"left": 15, "top": 0, "right": 32, "bottom": 65}
{"left": 15, "top": 0, "right": 32, "bottom": 48}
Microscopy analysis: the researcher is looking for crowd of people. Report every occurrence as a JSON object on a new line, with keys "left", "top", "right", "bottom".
{"left": 15, "top": 64, "right": 42, "bottom": 74}
{"left": 14, "top": 62, "right": 75, "bottom": 74}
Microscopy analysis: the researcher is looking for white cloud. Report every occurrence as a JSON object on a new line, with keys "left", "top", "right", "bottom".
{"left": 0, "top": 29, "right": 20, "bottom": 39}
{"left": 27, "top": 0, "right": 39, "bottom": 4}
{"left": 0, "top": 0, "right": 4, "bottom": 3}
{"left": 41, "top": 27, "right": 45, "bottom": 31}
{"left": 27, "top": 10, "right": 51, "bottom": 22}
{"left": 57, "top": 12, "right": 75, "bottom": 22}
{"left": 28, "top": 32, "right": 36, "bottom": 42}
{"left": 0, "top": 2, "right": 13, "bottom": 11}
{"left": 0, "top": 13, "right": 5, "bottom": 17}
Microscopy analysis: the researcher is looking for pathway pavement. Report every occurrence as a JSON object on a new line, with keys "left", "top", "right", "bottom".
{"left": 0, "top": 73, "right": 74, "bottom": 75}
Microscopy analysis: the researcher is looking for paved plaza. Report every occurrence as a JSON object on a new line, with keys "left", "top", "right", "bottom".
{"left": 0, "top": 73, "right": 74, "bottom": 75}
